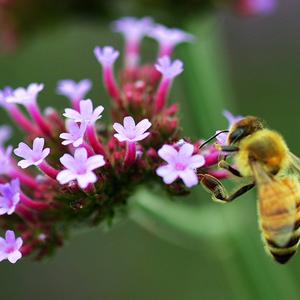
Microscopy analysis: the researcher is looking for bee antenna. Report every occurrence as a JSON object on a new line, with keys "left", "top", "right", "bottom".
{"left": 199, "top": 130, "right": 229, "bottom": 149}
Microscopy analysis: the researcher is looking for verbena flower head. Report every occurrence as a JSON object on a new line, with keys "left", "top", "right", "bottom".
{"left": 113, "top": 116, "right": 151, "bottom": 143}
{"left": 57, "top": 79, "right": 92, "bottom": 102}
{"left": 14, "top": 137, "right": 50, "bottom": 168}
{"left": 0, "top": 125, "right": 11, "bottom": 147}
{"left": 157, "top": 143, "right": 205, "bottom": 188}
{"left": 6, "top": 83, "right": 44, "bottom": 106}
{"left": 60, "top": 120, "right": 87, "bottom": 147}
{"left": 63, "top": 99, "right": 104, "bottom": 124}
{"left": 112, "top": 17, "right": 153, "bottom": 43}
{"left": 155, "top": 56, "right": 184, "bottom": 79}
{"left": 0, "top": 179, "right": 20, "bottom": 215}
{"left": 57, "top": 147, "right": 105, "bottom": 188}
{"left": 0, "top": 17, "right": 230, "bottom": 262}
{"left": 94, "top": 46, "right": 119, "bottom": 67}
{"left": 0, "top": 230, "right": 23, "bottom": 264}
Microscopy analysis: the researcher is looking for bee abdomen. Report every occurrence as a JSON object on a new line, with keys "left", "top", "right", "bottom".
{"left": 265, "top": 227, "right": 300, "bottom": 264}
{"left": 267, "top": 241, "right": 299, "bottom": 264}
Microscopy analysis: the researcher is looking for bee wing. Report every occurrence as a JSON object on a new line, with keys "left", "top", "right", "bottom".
{"left": 289, "top": 152, "right": 300, "bottom": 172}
{"left": 251, "top": 161, "right": 297, "bottom": 247}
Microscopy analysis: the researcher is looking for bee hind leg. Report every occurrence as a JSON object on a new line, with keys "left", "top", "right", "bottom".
{"left": 199, "top": 174, "right": 255, "bottom": 203}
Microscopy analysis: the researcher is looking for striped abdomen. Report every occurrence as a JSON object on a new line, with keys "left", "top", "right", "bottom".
{"left": 258, "top": 177, "right": 300, "bottom": 264}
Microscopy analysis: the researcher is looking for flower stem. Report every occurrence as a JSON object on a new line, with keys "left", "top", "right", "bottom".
{"left": 86, "top": 125, "right": 106, "bottom": 155}
{"left": 125, "top": 41, "right": 140, "bottom": 68}
{"left": 124, "top": 142, "right": 136, "bottom": 166}
{"left": 20, "top": 193, "right": 50, "bottom": 210}
{"left": 155, "top": 77, "right": 171, "bottom": 112}
{"left": 10, "top": 168, "right": 39, "bottom": 190}
{"left": 8, "top": 105, "right": 40, "bottom": 134}
{"left": 27, "top": 103, "right": 53, "bottom": 137}
{"left": 39, "top": 161, "right": 59, "bottom": 179}
{"left": 103, "top": 66, "right": 120, "bottom": 102}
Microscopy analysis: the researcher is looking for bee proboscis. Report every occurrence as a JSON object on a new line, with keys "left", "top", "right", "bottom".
{"left": 200, "top": 116, "right": 300, "bottom": 264}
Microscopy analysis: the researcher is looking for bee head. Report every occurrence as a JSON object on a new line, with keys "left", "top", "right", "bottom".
{"left": 227, "top": 116, "right": 264, "bottom": 145}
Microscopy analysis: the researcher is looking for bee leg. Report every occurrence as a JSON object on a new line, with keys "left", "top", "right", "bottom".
{"left": 215, "top": 145, "right": 239, "bottom": 153}
{"left": 226, "top": 182, "right": 255, "bottom": 202}
{"left": 218, "top": 160, "right": 242, "bottom": 177}
{"left": 199, "top": 174, "right": 228, "bottom": 202}
{"left": 199, "top": 174, "right": 255, "bottom": 203}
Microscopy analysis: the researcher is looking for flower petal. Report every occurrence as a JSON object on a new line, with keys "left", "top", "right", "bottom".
{"left": 123, "top": 116, "right": 135, "bottom": 130}
{"left": 179, "top": 169, "right": 198, "bottom": 188}
{"left": 157, "top": 145, "right": 178, "bottom": 163}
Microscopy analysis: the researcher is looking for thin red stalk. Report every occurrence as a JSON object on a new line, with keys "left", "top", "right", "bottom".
{"left": 155, "top": 78, "right": 171, "bottom": 112}
{"left": 39, "top": 161, "right": 59, "bottom": 179}
{"left": 27, "top": 103, "right": 52, "bottom": 137}
{"left": 9, "top": 105, "right": 40, "bottom": 134}
{"left": 86, "top": 125, "right": 106, "bottom": 155}
{"left": 10, "top": 169, "right": 40, "bottom": 190}
{"left": 103, "top": 66, "right": 120, "bottom": 102}
{"left": 20, "top": 193, "right": 50, "bottom": 211}
{"left": 124, "top": 142, "right": 136, "bottom": 166}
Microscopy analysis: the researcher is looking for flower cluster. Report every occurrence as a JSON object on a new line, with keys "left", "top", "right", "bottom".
{"left": 0, "top": 17, "right": 238, "bottom": 263}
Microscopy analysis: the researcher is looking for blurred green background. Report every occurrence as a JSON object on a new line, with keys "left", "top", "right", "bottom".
{"left": 1, "top": 0, "right": 300, "bottom": 299}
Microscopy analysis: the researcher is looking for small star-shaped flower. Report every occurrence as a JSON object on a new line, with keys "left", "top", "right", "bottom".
{"left": 14, "top": 137, "right": 50, "bottom": 168}
{"left": 155, "top": 56, "right": 184, "bottom": 79}
{"left": 6, "top": 83, "right": 44, "bottom": 106}
{"left": 63, "top": 99, "right": 104, "bottom": 125}
{"left": 57, "top": 79, "right": 92, "bottom": 102}
{"left": 113, "top": 116, "right": 152, "bottom": 143}
{"left": 57, "top": 147, "right": 105, "bottom": 189}
{"left": 0, "top": 179, "right": 20, "bottom": 215}
{"left": 0, "top": 230, "right": 23, "bottom": 264}
{"left": 94, "top": 46, "right": 120, "bottom": 67}
{"left": 156, "top": 142, "right": 205, "bottom": 188}
{"left": 112, "top": 17, "right": 153, "bottom": 42}
{"left": 60, "top": 120, "right": 87, "bottom": 147}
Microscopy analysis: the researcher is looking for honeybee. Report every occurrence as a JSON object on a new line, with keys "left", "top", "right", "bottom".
{"left": 200, "top": 116, "right": 300, "bottom": 264}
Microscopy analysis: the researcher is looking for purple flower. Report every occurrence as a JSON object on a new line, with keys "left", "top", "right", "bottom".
{"left": 6, "top": 83, "right": 44, "bottom": 106}
{"left": 251, "top": 0, "right": 276, "bottom": 14}
{"left": 0, "top": 179, "right": 20, "bottom": 215}
{"left": 223, "top": 110, "right": 243, "bottom": 128}
{"left": 57, "top": 147, "right": 105, "bottom": 188}
{"left": 155, "top": 56, "right": 184, "bottom": 79}
{"left": 94, "top": 46, "right": 120, "bottom": 67}
{"left": 148, "top": 25, "right": 194, "bottom": 50}
{"left": 0, "top": 146, "right": 13, "bottom": 175}
{"left": 237, "top": 0, "right": 276, "bottom": 15}
{"left": 156, "top": 143, "right": 205, "bottom": 188}
{"left": 112, "top": 17, "right": 153, "bottom": 43}
{"left": 14, "top": 137, "right": 50, "bottom": 168}
{"left": 63, "top": 99, "right": 104, "bottom": 125}
{"left": 0, "top": 87, "right": 13, "bottom": 108}
{"left": 0, "top": 230, "right": 23, "bottom": 264}
{"left": 57, "top": 79, "right": 92, "bottom": 102}
{"left": 113, "top": 116, "right": 152, "bottom": 143}
{"left": 216, "top": 130, "right": 228, "bottom": 146}
{"left": 59, "top": 120, "right": 87, "bottom": 147}
{"left": 0, "top": 126, "right": 12, "bottom": 147}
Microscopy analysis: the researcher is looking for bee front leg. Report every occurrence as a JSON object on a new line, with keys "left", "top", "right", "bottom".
{"left": 199, "top": 174, "right": 255, "bottom": 203}
{"left": 218, "top": 160, "right": 242, "bottom": 177}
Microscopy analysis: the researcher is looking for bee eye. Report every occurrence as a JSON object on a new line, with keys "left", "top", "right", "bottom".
{"left": 228, "top": 127, "right": 246, "bottom": 144}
